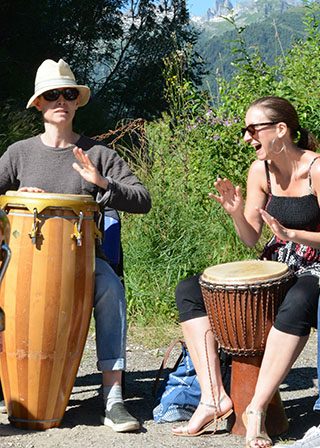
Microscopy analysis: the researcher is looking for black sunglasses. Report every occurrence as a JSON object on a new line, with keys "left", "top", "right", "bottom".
{"left": 42, "top": 88, "right": 80, "bottom": 102}
{"left": 241, "top": 121, "right": 278, "bottom": 137}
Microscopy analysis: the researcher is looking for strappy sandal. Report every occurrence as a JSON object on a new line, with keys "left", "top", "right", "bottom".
{"left": 242, "top": 408, "right": 273, "bottom": 448}
{"left": 172, "top": 398, "right": 233, "bottom": 437}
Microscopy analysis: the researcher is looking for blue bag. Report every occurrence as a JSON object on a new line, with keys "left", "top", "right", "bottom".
{"left": 152, "top": 340, "right": 201, "bottom": 423}
{"left": 102, "top": 209, "right": 121, "bottom": 267}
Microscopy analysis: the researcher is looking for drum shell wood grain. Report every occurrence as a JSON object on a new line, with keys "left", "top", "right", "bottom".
{"left": 0, "top": 200, "right": 96, "bottom": 430}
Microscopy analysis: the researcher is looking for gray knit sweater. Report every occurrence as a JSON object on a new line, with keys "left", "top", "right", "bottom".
{"left": 0, "top": 135, "right": 151, "bottom": 214}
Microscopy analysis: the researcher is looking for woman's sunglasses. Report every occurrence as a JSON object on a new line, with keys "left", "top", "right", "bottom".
{"left": 241, "top": 121, "right": 278, "bottom": 137}
{"left": 42, "top": 88, "right": 80, "bottom": 102}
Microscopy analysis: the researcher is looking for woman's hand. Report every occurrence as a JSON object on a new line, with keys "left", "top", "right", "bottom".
{"left": 209, "top": 178, "right": 244, "bottom": 217}
{"left": 72, "top": 147, "right": 109, "bottom": 189}
{"left": 18, "top": 187, "right": 45, "bottom": 193}
{"left": 259, "top": 209, "right": 295, "bottom": 241}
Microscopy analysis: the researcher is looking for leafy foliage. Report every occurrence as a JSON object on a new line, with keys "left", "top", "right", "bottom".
{"left": 1, "top": 0, "right": 202, "bottom": 135}
{"left": 0, "top": 0, "right": 124, "bottom": 101}
{"left": 2, "top": 1, "right": 320, "bottom": 325}
{"left": 122, "top": 2, "right": 320, "bottom": 324}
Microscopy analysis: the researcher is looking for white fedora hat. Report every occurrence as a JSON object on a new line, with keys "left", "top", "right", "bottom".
{"left": 26, "top": 59, "right": 91, "bottom": 109}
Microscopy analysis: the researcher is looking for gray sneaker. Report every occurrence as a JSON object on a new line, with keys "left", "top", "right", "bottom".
{"left": 101, "top": 402, "right": 140, "bottom": 432}
{"left": 275, "top": 426, "right": 320, "bottom": 448}
{"left": 0, "top": 399, "right": 6, "bottom": 414}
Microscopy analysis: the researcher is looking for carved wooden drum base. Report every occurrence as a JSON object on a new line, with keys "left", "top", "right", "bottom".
{"left": 230, "top": 355, "right": 289, "bottom": 436}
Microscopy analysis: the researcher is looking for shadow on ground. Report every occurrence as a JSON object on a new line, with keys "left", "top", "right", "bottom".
{"left": 0, "top": 365, "right": 318, "bottom": 441}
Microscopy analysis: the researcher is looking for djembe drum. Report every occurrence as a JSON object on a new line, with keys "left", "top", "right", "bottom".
{"left": 0, "top": 191, "right": 99, "bottom": 430}
{"left": 199, "top": 260, "right": 294, "bottom": 436}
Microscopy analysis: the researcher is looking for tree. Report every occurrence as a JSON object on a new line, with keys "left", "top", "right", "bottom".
{"left": 0, "top": 0, "right": 203, "bottom": 134}
{"left": 84, "top": 0, "right": 203, "bottom": 129}
{"left": 0, "top": 1, "right": 124, "bottom": 102}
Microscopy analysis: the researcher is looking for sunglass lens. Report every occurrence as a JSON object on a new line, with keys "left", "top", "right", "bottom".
{"left": 242, "top": 125, "right": 255, "bottom": 137}
{"left": 42, "top": 89, "right": 60, "bottom": 101}
{"left": 42, "top": 88, "right": 79, "bottom": 101}
{"left": 63, "top": 88, "right": 79, "bottom": 101}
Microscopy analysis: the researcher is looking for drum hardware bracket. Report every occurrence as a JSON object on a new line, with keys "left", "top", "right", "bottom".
{"left": 28, "top": 208, "right": 41, "bottom": 245}
{"left": 71, "top": 211, "right": 84, "bottom": 246}
{"left": 96, "top": 212, "right": 103, "bottom": 245}
{"left": 94, "top": 226, "right": 102, "bottom": 245}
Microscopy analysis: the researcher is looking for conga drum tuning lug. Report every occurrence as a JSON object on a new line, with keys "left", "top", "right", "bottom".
{"left": 28, "top": 208, "right": 40, "bottom": 245}
{"left": 71, "top": 211, "right": 84, "bottom": 246}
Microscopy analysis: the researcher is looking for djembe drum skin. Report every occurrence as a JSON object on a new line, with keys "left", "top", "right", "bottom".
{"left": 200, "top": 260, "right": 294, "bottom": 436}
{"left": 0, "top": 191, "right": 98, "bottom": 430}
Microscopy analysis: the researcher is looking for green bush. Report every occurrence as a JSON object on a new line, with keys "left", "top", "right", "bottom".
{"left": 122, "top": 2, "right": 320, "bottom": 326}
{"left": 1, "top": 3, "right": 320, "bottom": 328}
{"left": 0, "top": 101, "right": 42, "bottom": 155}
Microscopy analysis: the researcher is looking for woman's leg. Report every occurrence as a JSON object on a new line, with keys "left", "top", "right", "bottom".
{"left": 245, "top": 328, "right": 308, "bottom": 447}
{"left": 172, "top": 316, "right": 233, "bottom": 434}
{"left": 245, "top": 274, "right": 319, "bottom": 447}
{"left": 173, "top": 276, "right": 232, "bottom": 435}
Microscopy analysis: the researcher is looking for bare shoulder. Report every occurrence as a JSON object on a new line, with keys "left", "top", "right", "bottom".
{"left": 248, "top": 159, "right": 266, "bottom": 175}
{"left": 308, "top": 152, "right": 320, "bottom": 195}
{"left": 309, "top": 152, "right": 320, "bottom": 171}
{"left": 247, "top": 160, "right": 268, "bottom": 192}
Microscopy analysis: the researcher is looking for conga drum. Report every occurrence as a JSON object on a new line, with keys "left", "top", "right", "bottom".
{"left": 199, "top": 260, "right": 294, "bottom": 436}
{"left": 0, "top": 191, "right": 99, "bottom": 430}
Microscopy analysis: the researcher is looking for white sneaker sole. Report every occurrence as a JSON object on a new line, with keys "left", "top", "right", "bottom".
{"left": 101, "top": 416, "right": 140, "bottom": 432}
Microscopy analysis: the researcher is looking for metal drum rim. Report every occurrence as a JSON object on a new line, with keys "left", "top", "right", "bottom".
{"left": 0, "top": 191, "right": 99, "bottom": 215}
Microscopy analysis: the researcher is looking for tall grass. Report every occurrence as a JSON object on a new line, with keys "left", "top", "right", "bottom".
{"left": 1, "top": 3, "right": 320, "bottom": 330}
{"left": 122, "top": 112, "right": 258, "bottom": 325}
{"left": 122, "top": 2, "right": 320, "bottom": 326}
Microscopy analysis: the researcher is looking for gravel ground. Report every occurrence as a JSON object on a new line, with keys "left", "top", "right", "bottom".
{"left": 0, "top": 329, "right": 319, "bottom": 448}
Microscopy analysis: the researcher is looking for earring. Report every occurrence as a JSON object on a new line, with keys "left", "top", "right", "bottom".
{"left": 271, "top": 137, "right": 285, "bottom": 155}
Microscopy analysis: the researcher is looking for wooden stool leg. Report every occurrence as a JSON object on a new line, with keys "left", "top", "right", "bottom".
{"left": 230, "top": 355, "right": 288, "bottom": 436}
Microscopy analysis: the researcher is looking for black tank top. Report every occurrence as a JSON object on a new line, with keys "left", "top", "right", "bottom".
{"left": 265, "top": 158, "right": 320, "bottom": 231}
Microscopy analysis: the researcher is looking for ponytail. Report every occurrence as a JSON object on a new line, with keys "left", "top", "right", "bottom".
{"left": 296, "top": 127, "right": 319, "bottom": 151}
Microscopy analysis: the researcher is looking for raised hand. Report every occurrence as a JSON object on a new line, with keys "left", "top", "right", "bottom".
{"left": 209, "top": 177, "right": 244, "bottom": 217}
{"left": 72, "top": 147, "right": 108, "bottom": 189}
{"left": 18, "top": 187, "right": 45, "bottom": 193}
{"left": 259, "top": 209, "right": 294, "bottom": 241}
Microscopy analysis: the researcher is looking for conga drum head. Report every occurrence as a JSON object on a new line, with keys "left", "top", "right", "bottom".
{"left": 3, "top": 191, "right": 95, "bottom": 200}
{"left": 0, "top": 191, "right": 98, "bottom": 215}
{"left": 199, "top": 260, "right": 294, "bottom": 356}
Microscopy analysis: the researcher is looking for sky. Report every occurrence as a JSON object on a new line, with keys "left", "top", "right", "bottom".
{"left": 187, "top": 0, "right": 240, "bottom": 17}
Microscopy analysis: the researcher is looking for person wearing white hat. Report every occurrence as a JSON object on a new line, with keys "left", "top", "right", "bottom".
{"left": 0, "top": 58, "right": 151, "bottom": 432}
{"left": 26, "top": 58, "right": 91, "bottom": 109}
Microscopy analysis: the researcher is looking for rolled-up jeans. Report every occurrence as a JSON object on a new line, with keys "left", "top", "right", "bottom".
{"left": 94, "top": 257, "right": 126, "bottom": 372}
{"left": 314, "top": 296, "right": 320, "bottom": 411}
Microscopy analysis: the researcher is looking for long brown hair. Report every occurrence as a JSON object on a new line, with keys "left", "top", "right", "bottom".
{"left": 249, "top": 96, "right": 319, "bottom": 151}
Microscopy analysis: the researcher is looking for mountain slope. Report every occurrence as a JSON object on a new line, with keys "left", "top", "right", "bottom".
{"left": 194, "top": 6, "right": 307, "bottom": 92}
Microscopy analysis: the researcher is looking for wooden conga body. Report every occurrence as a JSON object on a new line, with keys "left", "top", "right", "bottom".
{"left": 0, "top": 209, "right": 11, "bottom": 346}
{"left": 199, "top": 260, "right": 294, "bottom": 436}
{"left": 0, "top": 192, "right": 98, "bottom": 430}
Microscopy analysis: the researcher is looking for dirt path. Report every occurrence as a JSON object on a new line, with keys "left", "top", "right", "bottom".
{"left": 0, "top": 330, "right": 318, "bottom": 448}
